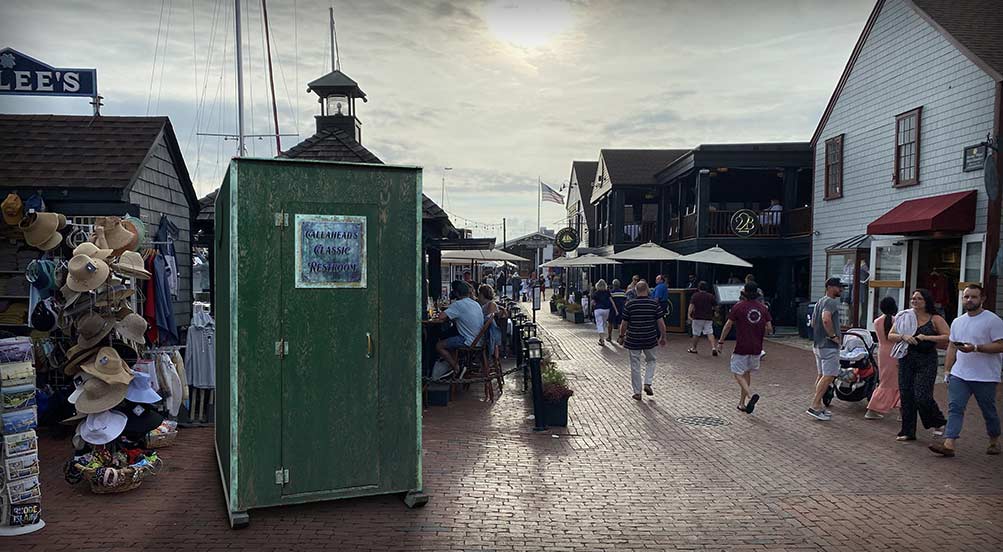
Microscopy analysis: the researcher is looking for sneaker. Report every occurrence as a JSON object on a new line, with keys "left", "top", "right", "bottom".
{"left": 643, "top": 384, "right": 654, "bottom": 396}
{"left": 864, "top": 410, "right": 884, "bottom": 420}
{"left": 932, "top": 426, "right": 945, "bottom": 437}
{"left": 988, "top": 442, "right": 1001, "bottom": 455}
{"left": 760, "top": 350, "right": 767, "bottom": 359}
{"left": 806, "top": 408, "right": 831, "bottom": 421}
{"left": 712, "top": 349, "right": 719, "bottom": 357}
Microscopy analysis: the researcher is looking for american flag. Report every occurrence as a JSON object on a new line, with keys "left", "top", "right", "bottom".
{"left": 541, "top": 181, "right": 564, "bottom": 204}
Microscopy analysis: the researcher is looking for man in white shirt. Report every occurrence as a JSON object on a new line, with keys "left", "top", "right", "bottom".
{"left": 929, "top": 284, "right": 1003, "bottom": 457}
{"left": 435, "top": 281, "right": 486, "bottom": 373}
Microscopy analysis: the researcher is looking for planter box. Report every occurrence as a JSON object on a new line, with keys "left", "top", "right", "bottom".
{"left": 550, "top": 303, "right": 558, "bottom": 313}
{"left": 560, "top": 308, "right": 567, "bottom": 319}
{"left": 544, "top": 397, "right": 569, "bottom": 427}
{"left": 573, "top": 311, "right": 585, "bottom": 324}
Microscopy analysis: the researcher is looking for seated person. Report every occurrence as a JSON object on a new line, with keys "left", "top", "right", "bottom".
{"left": 435, "top": 280, "right": 485, "bottom": 374}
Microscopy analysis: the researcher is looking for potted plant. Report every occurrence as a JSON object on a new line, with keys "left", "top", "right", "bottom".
{"left": 564, "top": 303, "right": 584, "bottom": 324}
{"left": 550, "top": 296, "right": 562, "bottom": 314}
{"left": 541, "top": 359, "right": 573, "bottom": 427}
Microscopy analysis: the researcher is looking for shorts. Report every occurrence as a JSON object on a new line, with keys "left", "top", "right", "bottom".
{"left": 813, "top": 347, "right": 840, "bottom": 377}
{"left": 730, "top": 354, "right": 761, "bottom": 375}
{"left": 691, "top": 319, "right": 713, "bottom": 336}
{"left": 442, "top": 335, "right": 467, "bottom": 350}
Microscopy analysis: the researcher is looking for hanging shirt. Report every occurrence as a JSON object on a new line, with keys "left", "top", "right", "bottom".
{"left": 153, "top": 253, "right": 179, "bottom": 345}
{"left": 155, "top": 214, "right": 180, "bottom": 298}
{"left": 144, "top": 255, "right": 159, "bottom": 344}
{"left": 185, "top": 309, "right": 216, "bottom": 389}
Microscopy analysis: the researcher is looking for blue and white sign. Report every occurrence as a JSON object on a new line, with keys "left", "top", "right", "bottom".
{"left": 294, "top": 214, "right": 367, "bottom": 289}
{"left": 0, "top": 48, "right": 97, "bottom": 97}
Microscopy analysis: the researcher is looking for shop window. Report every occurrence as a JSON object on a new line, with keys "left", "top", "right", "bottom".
{"left": 894, "top": 107, "right": 921, "bottom": 187}
{"left": 824, "top": 135, "right": 843, "bottom": 199}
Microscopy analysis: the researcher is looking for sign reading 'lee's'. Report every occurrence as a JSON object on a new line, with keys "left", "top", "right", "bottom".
{"left": 295, "top": 215, "right": 367, "bottom": 288}
{"left": 0, "top": 48, "right": 97, "bottom": 97}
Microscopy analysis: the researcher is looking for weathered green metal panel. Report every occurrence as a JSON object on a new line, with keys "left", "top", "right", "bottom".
{"left": 215, "top": 157, "right": 421, "bottom": 522}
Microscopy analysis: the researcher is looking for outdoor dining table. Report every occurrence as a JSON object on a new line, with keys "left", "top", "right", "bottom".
{"left": 420, "top": 317, "right": 450, "bottom": 378}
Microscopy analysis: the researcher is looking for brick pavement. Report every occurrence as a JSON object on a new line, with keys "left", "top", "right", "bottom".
{"left": 11, "top": 307, "right": 1003, "bottom": 551}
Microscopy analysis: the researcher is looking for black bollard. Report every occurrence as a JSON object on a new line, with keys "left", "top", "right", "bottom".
{"left": 526, "top": 337, "right": 546, "bottom": 432}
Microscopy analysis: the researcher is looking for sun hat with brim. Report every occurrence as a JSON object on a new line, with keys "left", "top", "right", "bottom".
{"left": 73, "top": 241, "right": 113, "bottom": 261}
{"left": 2, "top": 193, "right": 23, "bottom": 225}
{"left": 111, "top": 250, "right": 152, "bottom": 280}
{"left": 75, "top": 311, "right": 116, "bottom": 349}
{"left": 74, "top": 377, "right": 128, "bottom": 414}
{"left": 123, "top": 372, "right": 161, "bottom": 404}
{"left": 19, "top": 212, "right": 61, "bottom": 248}
{"left": 123, "top": 215, "right": 146, "bottom": 251}
{"left": 61, "top": 410, "right": 87, "bottom": 425}
{"left": 63, "top": 344, "right": 101, "bottom": 376}
{"left": 80, "top": 410, "right": 128, "bottom": 445}
{"left": 67, "top": 373, "right": 93, "bottom": 404}
{"left": 67, "top": 254, "right": 110, "bottom": 292}
{"left": 80, "top": 346, "right": 134, "bottom": 386}
{"left": 102, "top": 217, "right": 137, "bottom": 255}
{"left": 30, "top": 299, "right": 57, "bottom": 332}
{"left": 94, "top": 285, "right": 136, "bottom": 307}
{"left": 115, "top": 313, "right": 148, "bottom": 345}
{"left": 60, "top": 283, "right": 82, "bottom": 307}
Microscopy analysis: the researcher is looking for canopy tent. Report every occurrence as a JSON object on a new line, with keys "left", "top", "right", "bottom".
{"left": 540, "top": 256, "right": 574, "bottom": 268}
{"left": 561, "top": 253, "right": 621, "bottom": 267}
{"left": 608, "top": 242, "right": 681, "bottom": 261}
{"left": 441, "top": 249, "right": 530, "bottom": 263}
{"left": 676, "top": 246, "right": 752, "bottom": 268}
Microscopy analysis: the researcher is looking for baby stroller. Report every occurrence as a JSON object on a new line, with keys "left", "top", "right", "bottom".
{"left": 823, "top": 329, "right": 879, "bottom": 407}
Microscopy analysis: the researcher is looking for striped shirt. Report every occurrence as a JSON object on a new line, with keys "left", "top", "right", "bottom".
{"left": 622, "top": 297, "right": 663, "bottom": 350}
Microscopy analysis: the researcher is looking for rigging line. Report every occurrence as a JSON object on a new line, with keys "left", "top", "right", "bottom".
{"left": 196, "top": 0, "right": 230, "bottom": 184}
{"left": 293, "top": 0, "right": 300, "bottom": 137}
{"left": 264, "top": 16, "right": 298, "bottom": 138}
{"left": 146, "top": 0, "right": 168, "bottom": 115}
{"left": 190, "top": 0, "right": 198, "bottom": 161}
{"left": 186, "top": 0, "right": 223, "bottom": 156}
{"left": 155, "top": 0, "right": 175, "bottom": 115}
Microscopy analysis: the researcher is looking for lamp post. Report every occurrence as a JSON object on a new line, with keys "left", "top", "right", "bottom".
{"left": 520, "top": 322, "right": 536, "bottom": 391}
{"left": 526, "top": 337, "right": 546, "bottom": 432}
{"left": 512, "top": 314, "right": 525, "bottom": 370}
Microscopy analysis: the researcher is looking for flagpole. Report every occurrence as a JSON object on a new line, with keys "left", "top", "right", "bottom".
{"left": 537, "top": 176, "right": 542, "bottom": 272}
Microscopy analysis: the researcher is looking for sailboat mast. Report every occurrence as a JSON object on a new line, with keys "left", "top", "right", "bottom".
{"left": 262, "top": 0, "right": 281, "bottom": 153}
{"left": 235, "top": 0, "right": 245, "bottom": 156}
{"left": 330, "top": 7, "right": 339, "bottom": 71}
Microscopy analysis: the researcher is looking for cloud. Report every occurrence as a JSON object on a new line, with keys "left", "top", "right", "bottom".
{"left": 0, "top": 0, "right": 875, "bottom": 240}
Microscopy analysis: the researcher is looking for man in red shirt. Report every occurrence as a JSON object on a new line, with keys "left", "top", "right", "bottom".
{"left": 716, "top": 282, "right": 773, "bottom": 414}
{"left": 687, "top": 281, "right": 719, "bottom": 355}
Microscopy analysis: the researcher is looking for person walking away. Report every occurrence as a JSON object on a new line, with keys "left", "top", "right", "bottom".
{"left": 510, "top": 272, "right": 521, "bottom": 302}
{"left": 688, "top": 281, "right": 719, "bottom": 355}
{"left": 608, "top": 279, "right": 628, "bottom": 343}
{"left": 807, "top": 277, "right": 843, "bottom": 420}
{"left": 496, "top": 271, "right": 507, "bottom": 299}
{"left": 865, "top": 296, "right": 901, "bottom": 420}
{"left": 889, "top": 289, "right": 949, "bottom": 441}
{"left": 617, "top": 280, "right": 667, "bottom": 401}
{"left": 592, "top": 279, "right": 616, "bottom": 346}
{"left": 716, "top": 282, "right": 772, "bottom": 413}
{"left": 626, "top": 275, "right": 641, "bottom": 301}
{"left": 929, "top": 284, "right": 1002, "bottom": 456}
{"left": 652, "top": 275, "right": 669, "bottom": 316}
{"left": 435, "top": 281, "right": 487, "bottom": 376}
{"left": 540, "top": 274, "right": 547, "bottom": 301}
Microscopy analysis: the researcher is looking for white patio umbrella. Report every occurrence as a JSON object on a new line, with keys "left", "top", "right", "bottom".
{"left": 561, "top": 253, "right": 621, "bottom": 267}
{"left": 608, "top": 241, "right": 682, "bottom": 261}
{"left": 676, "top": 246, "right": 752, "bottom": 268}
{"left": 441, "top": 249, "right": 530, "bottom": 263}
{"left": 539, "top": 256, "right": 572, "bottom": 268}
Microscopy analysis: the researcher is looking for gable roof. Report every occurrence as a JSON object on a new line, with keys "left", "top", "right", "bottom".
{"left": 571, "top": 161, "right": 598, "bottom": 203}
{"left": 0, "top": 114, "right": 198, "bottom": 207}
{"left": 810, "top": 0, "right": 1003, "bottom": 147}
{"left": 600, "top": 149, "right": 690, "bottom": 185}
{"left": 279, "top": 127, "right": 383, "bottom": 163}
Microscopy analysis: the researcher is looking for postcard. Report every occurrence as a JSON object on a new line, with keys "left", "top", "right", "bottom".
{"left": 3, "top": 430, "right": 38, "bottom": 457}
{"left": 5, "top": 452, "right": 39, "bottom": 481}
{"left": 2, "top": 384, "right": 36, "bottom": 411}
{"left": 0, "top": 337, "right": 32, "bottom": 364}
{"left": 0, "top": 361, "right": 34, "bottom": 388}
{"left": 1, "top": 407, "right": 37, "bottom": 435}
{"left": 6, "top": 475, "right": 41, "bottom": 504}
{"left": 8, "top": 502, "right": 41, "bottom": 527}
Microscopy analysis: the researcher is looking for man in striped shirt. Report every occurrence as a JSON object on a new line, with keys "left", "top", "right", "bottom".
{"left": 617, "top": 280, "right": 667, "bottom": 400}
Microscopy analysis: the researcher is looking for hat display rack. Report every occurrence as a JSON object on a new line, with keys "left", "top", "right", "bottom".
{"left": 1, "top": 203, "right": 179, "bottom": 502}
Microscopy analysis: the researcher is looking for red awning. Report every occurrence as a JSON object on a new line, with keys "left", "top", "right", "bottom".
{"left": 866, "top": 190, "right": 977, "bottom": 235}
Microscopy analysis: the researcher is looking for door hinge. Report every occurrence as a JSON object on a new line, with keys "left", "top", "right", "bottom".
{"left": 275, "top": 339, "right": 289, "bottom": 358}
{"left": 274, "top": 212, "right": 289, "bottom": 227}
{"left": 274, "top": 468, "right": 289, "bottom": 485}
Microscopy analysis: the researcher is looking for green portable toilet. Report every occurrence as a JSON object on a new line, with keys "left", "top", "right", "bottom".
{"left": 214, "top": 157, "right": 426, "bottom": 528}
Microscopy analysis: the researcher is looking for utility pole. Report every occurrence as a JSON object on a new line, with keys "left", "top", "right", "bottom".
{"left": 502, "top": 218, "right": 507, "bottom": 250}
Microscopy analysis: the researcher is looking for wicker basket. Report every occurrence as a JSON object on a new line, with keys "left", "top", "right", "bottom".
{"left": 145, "top": 430, "right": 178, "bottom": 449}
{"left": 73, "top": 457, "right": 163, "bottom": 494}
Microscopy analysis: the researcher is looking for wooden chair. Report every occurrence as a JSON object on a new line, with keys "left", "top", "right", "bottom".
{"left": 454, "top": 315, "right": 497, "bottom": 401}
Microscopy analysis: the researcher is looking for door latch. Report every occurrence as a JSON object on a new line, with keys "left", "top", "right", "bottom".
{"left": 275, "top": 339, "right": 289, "bottom": 358}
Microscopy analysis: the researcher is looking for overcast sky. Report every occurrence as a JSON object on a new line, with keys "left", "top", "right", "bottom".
{"left": 1, "top": 0, "right": 873, "bottom": 239}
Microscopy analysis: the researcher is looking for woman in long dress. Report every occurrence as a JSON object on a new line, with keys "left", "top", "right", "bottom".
{"left": 888, "top": 289, "right": 949, "bottom": 441}
{"left": 865, "top": 296, "right": 900, "bottom": 420}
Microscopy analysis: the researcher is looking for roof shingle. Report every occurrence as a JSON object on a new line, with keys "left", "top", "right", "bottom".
{"left": 600, "top": 149, "right": 690, "bottom": 186}
{"left": 911, "top": 0, "right": 1003, "bottom": 80}
{"left": 279, "top": 128, "right": 383, "bottom": 164}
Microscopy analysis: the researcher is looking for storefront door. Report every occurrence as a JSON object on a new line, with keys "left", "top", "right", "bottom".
{"left": 959, "top": 233, "right": 986, "bottom": 316}
{"left": 279, "top": 201, "right": 381, "bottom": 497}
{"left": 868, "top": 239, "right": 907, "bottom": 329}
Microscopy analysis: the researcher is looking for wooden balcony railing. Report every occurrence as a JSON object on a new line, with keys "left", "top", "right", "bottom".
{"left": 623, "top": 221, "right": 659, "bottom": 243}
{"left": 667, "top": 216, "right": 680, "bottom": 241}
{"left": 707, "top": 208, "right": 811, "bottom": 238}
{"left": 681, "top": 213, "right": 697, "bottom": 239}
{"left": 787, "top": 206, "right": 811, "bottom": 236}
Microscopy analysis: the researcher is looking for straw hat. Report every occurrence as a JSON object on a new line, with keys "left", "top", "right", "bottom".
{"left": 94, "top": 284, "right": 135, "bottom": 307}
{"left": 91, "top": 226, "right": 110, "bottom": 249}
{"left": 19, "top": 212, "right": 63, "bottom": 250}
{"left": 111, "top": 250, "right": 151, "bottom": 280}
{"left": 79, "top": 410, "right": 128, "bottom": 445}
{"left": 2, "top": 193, "right": 23, "bottom": 225}
{"left": 75, "top": 311, "right": 116, "bottom": 349}
{"left": 101, "top": 217, "right": 137, "bottom": 256}
{"left": 73, "top": 241, "right": 113, "bottom": 261}
{"left": 63, "top": 343, "right": 100, "bottom": 376}
{"left": 115, "top": 313, "right": 148, "bottom": 345}
{"left": 67, "top": 254, "right": 110, "bottom": 292}
{"left": 80, "top": 346, "right": 134, "bottom": 386}
{"left": 74, "top": 377, "right": 128, "bottom": 414}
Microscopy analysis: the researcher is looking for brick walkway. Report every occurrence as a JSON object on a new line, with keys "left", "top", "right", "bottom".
{"left": 14, "top": 307, "right": 1003, "bottom": 551}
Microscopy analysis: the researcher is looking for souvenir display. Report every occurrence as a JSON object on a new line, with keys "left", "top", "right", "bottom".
{"left": 0, "top": 337, "right": 44, "bottom": 534}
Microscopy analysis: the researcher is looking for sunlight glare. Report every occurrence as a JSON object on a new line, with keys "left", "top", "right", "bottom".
{"left": 483, "top": 0, "right": 575, "bottom": 49}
